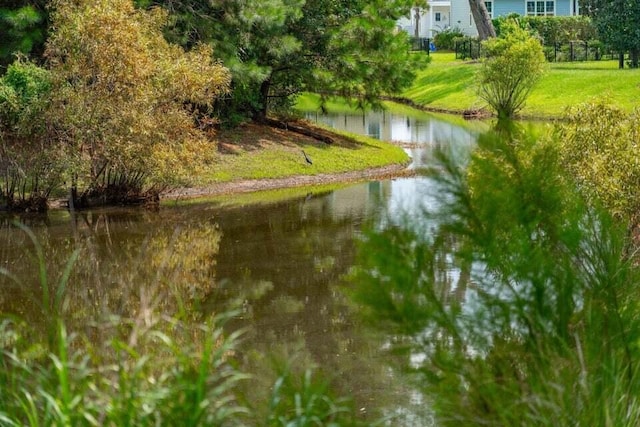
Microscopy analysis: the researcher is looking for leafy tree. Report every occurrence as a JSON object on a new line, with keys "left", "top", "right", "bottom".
{"left": 44, "top": 0, "right": 231, "bottom": 207}
{"left": 478, "top": 20, "right": 546, "bottom": 119}
{"left": 0, "top": 58, "right": 60, "bottom": 211}
{"left": 580, "top": 0, "right": 640, "bottom": 68}
{"left": 137, "top": 0, "right": 428, "bottom": 123}
{"left": 0, "top": 1, "right": 48, "bottom": 71}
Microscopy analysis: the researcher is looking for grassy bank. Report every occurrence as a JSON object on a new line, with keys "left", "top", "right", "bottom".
{"left": 203, "top": 122, "right": 409, "bottom": 185}
{"left": 402, "top": 52, "right": 640, "bottom": 118}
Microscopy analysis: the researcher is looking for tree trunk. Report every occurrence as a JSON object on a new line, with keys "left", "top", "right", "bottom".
{"left": 619, "top": 52, "right": 625, "bottom": 69}
{"left": 468, "top": 0, "right": 496, "bottom": 40}
{"left": 254, "top": 78, "right": 271, "bottom": 122}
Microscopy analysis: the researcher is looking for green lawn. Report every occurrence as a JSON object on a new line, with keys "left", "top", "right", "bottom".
{"left": 402, "top": 52, "right": 640, "bottom": 118}
{"left": 204, "top": 123, "right": 409, "bottom": 184}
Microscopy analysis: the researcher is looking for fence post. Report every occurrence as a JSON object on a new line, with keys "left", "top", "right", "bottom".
{"left": 570, "top": 42, "right": 574, "bottom": 61}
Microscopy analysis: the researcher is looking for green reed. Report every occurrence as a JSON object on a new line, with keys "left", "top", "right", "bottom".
{"left": 0, "top": 223, "right": 367, "bottom": 427}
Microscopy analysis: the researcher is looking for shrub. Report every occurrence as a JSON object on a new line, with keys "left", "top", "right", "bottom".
{"left": 350, "top": 126, "right": 640, "bottom": 426}
{"left": 478, "top": 19, "right": 546, "bottom": 119}
{"left": 0, "top": 58, "right": 50, "bottom": 133}
{"left": 557, "top": 101, "right": 640, "bottom": 229}
{"left": 45, "top": 0, "right": 231, "bottom": 206}
{"left": 433, "top": 27, "right": 466, "bottom": 51}
{"left": 493, "top": 14, "right": 597, "bottom": 45}
{"left": 0, "top": 59, "right": 60, "bottom": 211}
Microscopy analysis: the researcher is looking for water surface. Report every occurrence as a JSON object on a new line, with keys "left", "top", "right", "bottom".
{"left": 0, "top": 108, "right": 484, "bottom": 422}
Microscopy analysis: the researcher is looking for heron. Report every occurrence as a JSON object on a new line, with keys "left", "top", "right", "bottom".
{"left": 302, "top": 150, "right": 313, "bottom": 165}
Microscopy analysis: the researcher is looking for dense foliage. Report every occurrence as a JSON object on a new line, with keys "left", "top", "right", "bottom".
{"left": 433, "top": 27, "right": 466, "bottom": 51}
{"left": 350, "top": 125, "right": 640, "bottom": 425}
{"left": 493, "top": 14, "right": 597, "bottom": 45}
{"left": 580, "top": 0, "right": 640, "bottom": 67}
{"left": 0, "top": 0, "right": 232, "bottom": 210}
{"left": 557, "top": 101, "right": 640, "bottom": 228}
{"left": 0, "top": 2, "right": 48, "bottom": 70}
{"left": 478, "top": 20, "right": 546, "bottom": 119}
{"left": 0, "top": 58, "right": 58, "bottom": 210}
{"left": 136, "top": 0, "right": 428, "bottom": 123}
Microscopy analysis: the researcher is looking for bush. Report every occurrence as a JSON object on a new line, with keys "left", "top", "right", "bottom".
{"left": 433, "top": 27, "right": 466, "bottom": 51}
{"left": 478, "top": 19, "right": 546, "bottom": 119}
{"left": 0, "top": 59, "right": 60, "bottom": 211}
{"left": 557, "top": 101, "right": 640, "bottom": 228}
{"left": 493, "top": 14, "right": 597, "bottom": 45}
{"left": 43, "top": 0, "right": 232, "bottom": 207}
{"left": 0, "top": 57, "right": 50, "bottom": 132}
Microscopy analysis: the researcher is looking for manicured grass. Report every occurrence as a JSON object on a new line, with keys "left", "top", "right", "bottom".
{"left": 204, "top": 123, "right": 409, "bottom": 184}
{"left": 402, "top": 51, "right": 640, "bottom": 118}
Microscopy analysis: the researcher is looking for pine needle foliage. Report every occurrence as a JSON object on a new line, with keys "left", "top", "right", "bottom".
{"left": 350, "top": 124, "right": 640, "bottom": 426}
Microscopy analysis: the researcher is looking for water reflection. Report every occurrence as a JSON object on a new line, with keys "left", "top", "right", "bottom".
{"left": 0, "top": 108, "right": 484, "bottom": 423}
{"left": 304, "top": 109, "right": 483, "bottom": 168}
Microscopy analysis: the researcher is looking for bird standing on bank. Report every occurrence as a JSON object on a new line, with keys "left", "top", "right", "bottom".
{"left": 302, "top": 150, "right": 313, "bottom": 165}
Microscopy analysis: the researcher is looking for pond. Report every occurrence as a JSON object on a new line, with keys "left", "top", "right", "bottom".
{"left": 0, "top": 107, "right": 487, "bottom": 423}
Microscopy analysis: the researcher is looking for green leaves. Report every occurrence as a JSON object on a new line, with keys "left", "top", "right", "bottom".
{"left": 145, "top": 0, "right": 428, "bottom": 122}
{"left": 45, "top": 0, "right": 231, "bottom": 190}
{"left": 557, "top": 101, "right": 640, "bottom": 226}
{"left": 478, "top": 19, "right": 546, "bottom": 119}
{"left": 582, "top": 0, "right": 640, "bottom": 66}
{"left": 350, "top": 125, "right": 640, "bottom": 425}
{"left": 0, "top": 5, "right": 46, "bottom": 69}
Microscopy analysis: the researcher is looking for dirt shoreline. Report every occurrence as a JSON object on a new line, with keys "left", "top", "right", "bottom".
{"left": 161, "top": 163, "right": 415, "bottom": 202}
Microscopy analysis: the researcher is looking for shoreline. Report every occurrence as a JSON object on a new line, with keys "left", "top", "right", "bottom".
{"left": 161, "top": 163, "right": 416, "bottom": 203}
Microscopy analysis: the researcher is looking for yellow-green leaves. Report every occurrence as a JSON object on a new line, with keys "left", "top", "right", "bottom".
{"left": 45, "top": 0, "right": 231, "bottom": 188}
{"left": 557, "top": 101, "right": 640, "bottom": 225}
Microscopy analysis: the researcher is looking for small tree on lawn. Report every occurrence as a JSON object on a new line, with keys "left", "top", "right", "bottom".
{"left": 478, "top": 20, "right": 545, "bottom": 120}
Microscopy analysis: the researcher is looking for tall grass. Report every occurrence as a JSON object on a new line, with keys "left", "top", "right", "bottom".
{"left": 0, "top": 223, "right": 368, "bottom": 426}
{"left": 350, "top": 124, "right": 640, "bottom": 426}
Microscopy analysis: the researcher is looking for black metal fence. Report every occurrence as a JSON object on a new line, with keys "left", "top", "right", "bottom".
{"left": 454, "top": 38, "right": 627, "bottom": 63}
{"left": 455, "top": 39, "right": 482, "bottom": 60}
{"left": 410, "top": 37, "right": 432, "bottom": 55}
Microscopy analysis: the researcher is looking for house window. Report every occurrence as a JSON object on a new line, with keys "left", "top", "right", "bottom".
{"left": 485, "top": 1, "right": 494, "bottom": 17}
{"left": 526, "top": 0, "right": 555, "bottom": 16}
{"left": 435, "top": 12, "right": 442, "bottom": 22}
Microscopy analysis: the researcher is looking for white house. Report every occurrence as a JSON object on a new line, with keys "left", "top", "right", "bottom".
{"left": 399, "top": 0, "right": 581, "bottom": 39}
{"left": 397, "top": 2, "right": 452, "bottom": 39}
